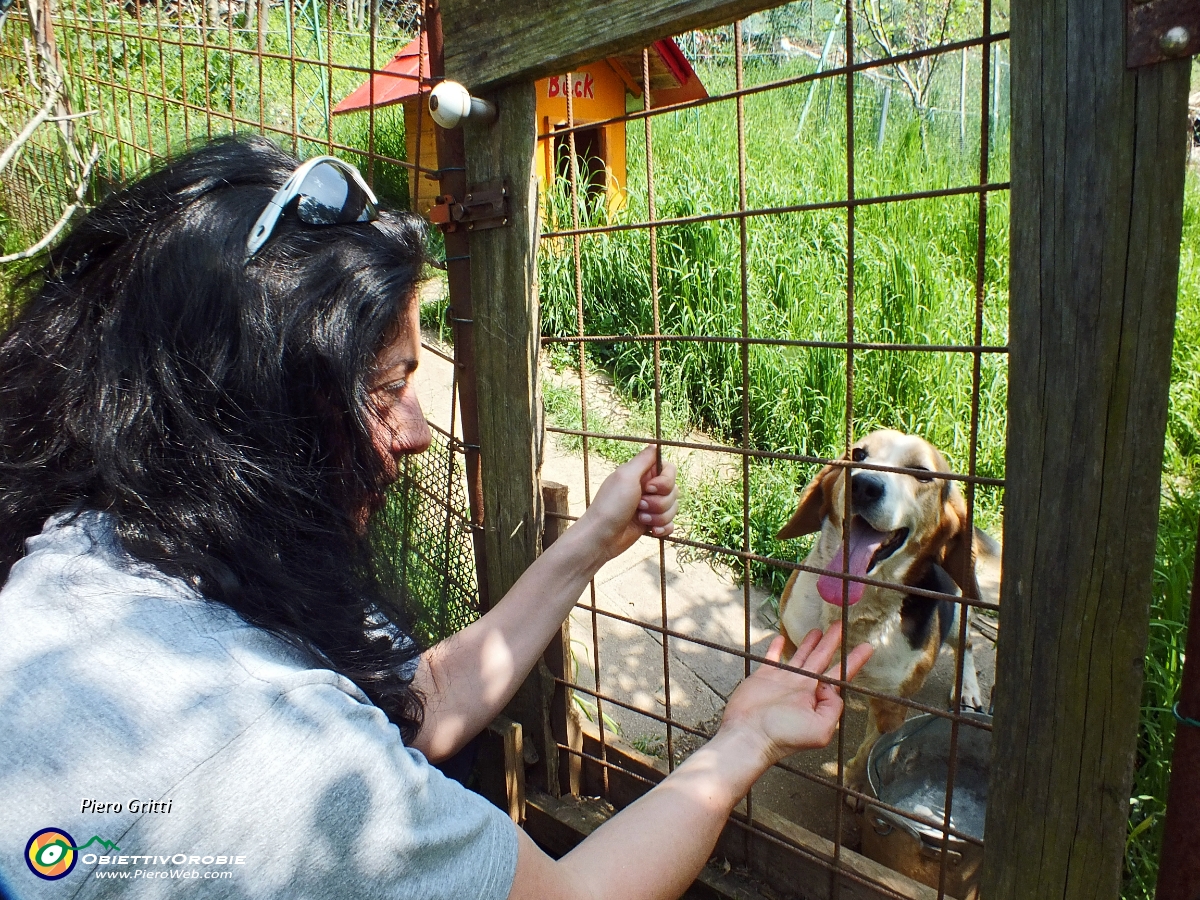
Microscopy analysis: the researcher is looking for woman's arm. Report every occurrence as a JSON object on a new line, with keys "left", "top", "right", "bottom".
{"left": 507, "top": 625, "right": 874, "bottom": 900}
{"left": 409, "top": 446, "right": 677, "bottom": 762}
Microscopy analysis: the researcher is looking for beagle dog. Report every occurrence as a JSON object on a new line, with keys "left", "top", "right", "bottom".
{"left": 775, "top": 429, "right": 1000, "bottom": 791}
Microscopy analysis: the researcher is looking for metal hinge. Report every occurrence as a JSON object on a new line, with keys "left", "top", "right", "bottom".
{"left": 429, "top": 180, "right": 510, "bottom": 232}
{"left": 1127, "top": 0, "right": 1199, "bottom": 68}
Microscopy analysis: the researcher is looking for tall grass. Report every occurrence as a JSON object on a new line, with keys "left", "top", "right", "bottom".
{"left": 1124, "top": 166, "right": 1200, "bottom": 900}
{"left": 540, "top": 62, "right": 1009, "bottom": 593}
{"left": 540, "top": 59, "right": 1199, "bottom": 898}
{"left": 32, "top": 0, "right": 414, "bottom": 201}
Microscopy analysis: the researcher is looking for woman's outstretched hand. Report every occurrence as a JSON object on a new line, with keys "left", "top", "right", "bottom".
{"left": 718, "top": 623, "right": 874, "bottom": 768}
{"left": 579, "top": 445, "right": 678, "bottom": 563}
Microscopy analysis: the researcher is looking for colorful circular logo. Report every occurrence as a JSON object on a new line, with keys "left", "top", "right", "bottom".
{"left": 25, "top": 828, "right": 77, "bottom": 880}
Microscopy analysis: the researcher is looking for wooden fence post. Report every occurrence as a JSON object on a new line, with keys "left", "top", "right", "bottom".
{"left": 541, "top": 481, "right": 582, "bottom": 798}
{"left": 983, "top": 1, "right": 1191, "bottom": 898}
{"left": 461, "top": 80, "right": 558, "bottom": 790}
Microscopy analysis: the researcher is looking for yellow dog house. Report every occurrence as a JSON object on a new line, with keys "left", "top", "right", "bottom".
{"left": 334, "top": 37, "right": 707, "bottom": 217}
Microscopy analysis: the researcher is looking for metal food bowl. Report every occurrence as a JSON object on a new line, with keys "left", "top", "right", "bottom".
{"left": 861, "top": 712, "right": 991, "bottom": 900}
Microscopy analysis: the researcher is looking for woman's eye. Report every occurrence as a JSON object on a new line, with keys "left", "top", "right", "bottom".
{"left": 372, "top": 379, "right": 408, "bottom": 396}
{"left": 910, "top": 466, "right": 933, "bottom": 483}
{"left": 851, "top": 447, "right": 867, "bottom": 462}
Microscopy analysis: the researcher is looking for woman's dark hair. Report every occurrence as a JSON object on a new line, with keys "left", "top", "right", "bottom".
{"left": 0, "top": 134, "right": 428, "bottom": 739}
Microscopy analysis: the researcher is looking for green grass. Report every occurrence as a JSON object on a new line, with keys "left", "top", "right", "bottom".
{"left": 539, "top": 59, "right": 1197, "bottom": 898}
{"left": 540, "top": 62, "right": 1009, "bottom": 594}
{"left": 22, "top": 0, "right": 415, "bottom": 203}
{"left": 1123, "top": 165, "right": 1200, "bottom": 900}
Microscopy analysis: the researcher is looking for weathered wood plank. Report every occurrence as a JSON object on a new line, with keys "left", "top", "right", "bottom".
{"left": 984, "top": 0, "right": 1191, "bottom": 896}
{"left": 575, "top": 719, "right": 937, "bottom": 900}
{"left": 540, "top": 481, "right": 582, "bottom": 798}
{"left": 441, "top": 0, "right": 783, "bottom": 92}
{"left": 463, "top": 80, "right": 558, "bottom": 787}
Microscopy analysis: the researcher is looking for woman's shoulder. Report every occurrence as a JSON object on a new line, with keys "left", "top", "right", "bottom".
{"left": 2, "top": 506, "right": 354, "bottom": 694}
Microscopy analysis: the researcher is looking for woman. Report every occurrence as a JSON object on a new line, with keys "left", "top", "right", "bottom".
{"left": 0, "top": 135, "right": 871, "bottom": 899}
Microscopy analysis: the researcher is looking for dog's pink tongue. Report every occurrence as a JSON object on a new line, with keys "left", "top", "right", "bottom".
{"left": 817, "top": 519, "right": 888, "bottom": 606}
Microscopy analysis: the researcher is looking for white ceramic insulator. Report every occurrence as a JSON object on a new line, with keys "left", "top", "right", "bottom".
{"left": 429, "top": 81, "right": 496, "bottom": 128}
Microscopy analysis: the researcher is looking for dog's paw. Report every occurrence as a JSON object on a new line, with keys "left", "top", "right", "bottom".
{"left": 842, "top": 790, "right": 867, "bottom": 814}
{"left": 843, "top": 761, "right": 869, "bottom": 811}
{"left": 955, "top": 696, "right": 984, "bottom": 715}
{"left": 958, "top": 688, "right": 985, "bottom": 712}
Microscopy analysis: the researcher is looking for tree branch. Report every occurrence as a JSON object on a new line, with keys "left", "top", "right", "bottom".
{"left": 0, "top": 143, "right": 99, "bottom": 264}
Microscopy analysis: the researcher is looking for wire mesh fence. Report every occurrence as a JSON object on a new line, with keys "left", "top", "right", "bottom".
{"left": 2, "top": 0, "right": 1014, "bottom": 894}
{"left": 538, "top": 2, "right": 1008, "bottom": 897}
{"left": 0, "top": 0, "right": 479, "bottom": 643}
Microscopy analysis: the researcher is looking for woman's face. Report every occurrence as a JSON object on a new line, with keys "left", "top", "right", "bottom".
{"left": 366, "top": 300, "right": 431, "bottom": 483}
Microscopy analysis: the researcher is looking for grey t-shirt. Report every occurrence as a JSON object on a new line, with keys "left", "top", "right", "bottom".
{"left": 0, "top": 510, "right": 517, "bottom": 899}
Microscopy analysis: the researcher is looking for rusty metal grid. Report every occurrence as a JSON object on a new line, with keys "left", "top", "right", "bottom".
{"left": 540, "top": 3, "right": 1009, "bottom": 898}
{"left": 0, "top": 0, "right": 480, "bottom": 640}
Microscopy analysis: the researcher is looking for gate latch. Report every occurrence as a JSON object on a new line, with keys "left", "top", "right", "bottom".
{"left": 1127, "top": 0, "right": 1198, "bottom": 68}
{"left": 429, "top": 180, "right": 510, "bottom": 232}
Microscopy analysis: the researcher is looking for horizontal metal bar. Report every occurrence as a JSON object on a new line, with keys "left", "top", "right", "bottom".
{"left": 541, "top": 333, "right": 1008, "bottom": 354}
{"left": 544, "top": 426, "right": 1006, "bottom": 487}
{"left": 542, "top": 181, "right": 1011, "bottom": 240}
{"left": 565, "top": 606, "right": 1000, "bottom": 706}
{"left": 552, "top": 739, "right": 984, "bottom": 854}
{"left": 539, "top": 31, "right": 1011, "bottom": 141}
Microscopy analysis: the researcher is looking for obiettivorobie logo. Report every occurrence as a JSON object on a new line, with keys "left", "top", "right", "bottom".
{"left": 23, "top": 828, "right": 247, "bottom": 884}
{"left": 24, "top": 829, "right": 118, "bottom": 880}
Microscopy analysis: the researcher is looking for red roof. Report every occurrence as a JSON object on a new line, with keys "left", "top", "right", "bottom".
{"left": 333, "top": 35, "right": 428, "bottom": 114}
{"left": 333, "top": 36, "right": 706, "bottom": 115}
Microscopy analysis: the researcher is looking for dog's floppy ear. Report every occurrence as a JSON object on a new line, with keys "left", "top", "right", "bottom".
{"left": 777, "top": 463, "right": 840, "bottom": 539}
{"left": 939, "top": 483, "right": 982, "bottom": 601}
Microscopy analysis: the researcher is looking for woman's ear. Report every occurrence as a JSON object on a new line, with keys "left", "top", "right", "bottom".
{"left": 777, "top": 463, "right": 840, "bottom": 539}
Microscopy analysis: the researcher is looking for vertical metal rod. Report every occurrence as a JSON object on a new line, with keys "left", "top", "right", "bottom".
{"left": 257, "top": 0, "right": 268, "bottom": 136}
{"left": 323, "top": 0, "right": 333, "bottom": 149}
{"left": 227, "top": 0, "right": 237, "bottom": 137}
{"left": 641, "top": 45, "right": 673, "bottom": 774}
{"left": 834, "top": 2, "right": 856, "bottom": 895}
{"left": 153, "top": 0, "right": 172, "bottom": 157}
{"left": 425, "top": 0, "right": 490, "bottom": 610}
{"left": 284, "top": 0, "right": 298, "bottom": 153}
{"left": 116, "top": 0, "right": 137, "bottom": 162}
{"left": 937, "top": 7, "right": 994, "bottom": 900}
{"left": 200, "top": 0, "right": 214, "bottom": 139}
{"left": 959, "top": 46, "right": 968, "bottom": 151}
{"left": 564, "top": 67, "right": 609, "bottom": 796}
{"left": 734, "top": 17, "right": 754, "bottom": 862}
{"left": 135, "top": 0, "right": 152, "bottom": 162}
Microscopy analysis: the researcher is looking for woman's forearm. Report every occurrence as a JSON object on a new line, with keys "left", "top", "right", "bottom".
{"left": 409, "top": 518, "right": 607, "bottom": 761}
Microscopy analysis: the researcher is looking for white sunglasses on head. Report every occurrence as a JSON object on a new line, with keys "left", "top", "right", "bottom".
{"left": 245, "top": 155, "right": 379, "bottom": 261}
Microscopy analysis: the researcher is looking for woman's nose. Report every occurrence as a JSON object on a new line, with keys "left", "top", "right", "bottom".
{"left": 392, "top": 396, "right": 432, "bottom": 456}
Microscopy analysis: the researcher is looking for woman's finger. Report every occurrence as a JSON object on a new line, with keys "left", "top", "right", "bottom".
{"left": 787, "top": 627, "right": 824, "bottom": 671}
{"left": 839, "top": 642, "right": 874, "bottom": 682}
{"left": 643, "top": 459, "right": 675, "bottom": 495}
{"left": 764, "top": 634, "right": 787, "bottom": 664}
{"left": 637, "top": 493, "right": 675, "bottom": 515}
{"left": 790, "top": 621, "right": 842, "bottom": 674}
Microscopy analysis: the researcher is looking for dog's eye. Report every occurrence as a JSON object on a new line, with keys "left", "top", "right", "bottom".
{"left": 910, "top": 466, "right": 934, "bottom": 483}
{"left": 851, "top": 447, "right": 867, "bottom": 462}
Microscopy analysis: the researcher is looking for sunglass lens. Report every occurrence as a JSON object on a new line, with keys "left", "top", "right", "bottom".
{"left": 294, "top": 161, "right": 377, "bottom": 225}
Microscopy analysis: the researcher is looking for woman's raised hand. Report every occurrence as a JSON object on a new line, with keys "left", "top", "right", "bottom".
{"left": 718, "top": 623, "right": 874, "bottom": 768}
{"left": 579, "top": 445, "right": 678, "bottom": 563}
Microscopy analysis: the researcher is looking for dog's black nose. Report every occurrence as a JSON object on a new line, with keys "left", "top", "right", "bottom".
{"left": 851, "top": 473, "right": 885, "bottom": 508}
